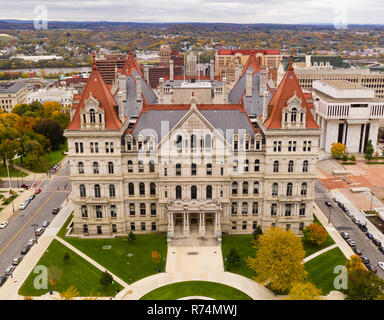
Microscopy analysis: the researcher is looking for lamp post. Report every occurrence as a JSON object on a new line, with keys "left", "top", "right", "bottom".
{"left": 370, "top": 192, "right": 374, "bottom": 212}
{"left": 5, "top": 158, "right": 15, "bottom": 213}
{"left": 31, "top": 224, "right": 38, "bottom": 244}
{"left": 327, "top": 203, "right": 332, "bottom": 224}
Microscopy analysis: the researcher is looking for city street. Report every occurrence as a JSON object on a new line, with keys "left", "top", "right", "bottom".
{"left": 315, "top": 180, "right": 384, "bottom": 278}
{"left": 0, "top": 162, "right": 71, "bottom": 275}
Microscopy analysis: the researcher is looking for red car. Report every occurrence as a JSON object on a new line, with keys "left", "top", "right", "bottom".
{"left": 35, "top": 188, "right": 41, "bottom": 194}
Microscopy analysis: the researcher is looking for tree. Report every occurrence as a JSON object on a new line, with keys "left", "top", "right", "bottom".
{"left": 302, "top": 223, "right": 327, "bottom": 246}
{"left": 331, "top": 142, "right": 347, "bottom": 160}
{"left": 99, "top": 270, "right": 113, "bottom": 287}
{"left": 345, "top": 255, "right": 366, "bottom": 272}
{"left": 33, "top": 118, "right": 65, "bottom": 150}
{"left": 247, "top": 227, "right": 307, "bottom": 293}
{"left": 252, "top": 225, "right": 263, "bottom": 241}
{"left": 60, "top": 285, "right": 79, "bottom": 300}
{"left": 42, "top": 101, "right": 62, "bottom": 118}
{"left": 347, "top": 268, "right": 384, "bottom": 300}
{"left": 0, "top": 139, "right": 21, "bottom": 167}
{"left": 63, "top": 252, "right": 71, "bottom": 263}
{"left": 127, "top": 231, "right": 136, "bottom": 243}
{"left": 151, "top": 251, "right": 161, "bottom": 265}
{"left": 226, "top": 248, "right": 240, "bottom": 269}
{"left": 365, "top": 139, "right": 374, "bottom": 161}
{"left": 286, "top": 282, "right": 323, "bottom": 300}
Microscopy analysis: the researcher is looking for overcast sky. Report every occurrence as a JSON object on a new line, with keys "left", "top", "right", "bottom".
{"left": 0, "top": 0, "right": 382, "bottom": 25}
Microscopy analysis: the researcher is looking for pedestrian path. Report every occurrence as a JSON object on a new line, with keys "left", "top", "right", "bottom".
{"left": 303, "top": 244, "right": 338, "bottom": 263}
{"left": 314, "top": 192, "right": 333, "bottom": 199}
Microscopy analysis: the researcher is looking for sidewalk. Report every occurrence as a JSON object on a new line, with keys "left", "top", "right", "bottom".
{"left": 303, "top": 244, "right": 338, "bottom": 263}
{"left": 0, "top": 200, "right": 73, "bottom": 300}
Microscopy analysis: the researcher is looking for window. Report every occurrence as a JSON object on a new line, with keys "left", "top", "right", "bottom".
{"left": 90, "top": 109, "right": 96, "bottom": 123}
{"left": 93, "top": 162, "right": 99, "bottom": 174}
{"left": 206, "top": 185, "right": 212, "bottom": 199}
{"left": 164, "top": 167, "right": 167, "bottom": 176}
{"left": 253, "top": 182, "right": 259, "bottom": 195}
{"left": 299, "top": 204, "right": 306, "bottom": 216}
{"left": 232, "top": 221, "right": 237, "bottom": 230}
{"left": 139, "top": 182, "right": 145, "bottom": 196}
{"left": 151, "top": 203, "right": 156, "bottom": 216}
{"left": 81, "top": 205, "right": 88, "bottom": 218}
{"left": 83, "top": 224, "right": 88, "bottom": 233}
{"left": 112, "top": 224, "right": 117, "bottom": 233}
{"left": 303, "top": 141, "right": 307, "bottom": 152}
{"left": 288, "top": 141, "right": 292, "bottom": 152}
{"left": 176, "top": 163, "right": 181, "bottom": 176}
{"left": 130, "top": 222, "right": 135, "bottom": 231}
{"left": 96, "top": 206, "right": 102, "bottom": 218}
{"left": 231, "top": 202, "right": 238, "bottom": 215}
{"left": 127, "top": 139, "right": 132, "bottom": 151}
{"left": 291, "top": 108, "right": 297, "bottom": 122}
{"left": 242, "top": 202, "right": 248, "bottom": 215}
{"left": 244, "top": 159, "right": 249, "bottom": 172}
{"left": 271, "top": 203, "right": 277, "bottom": 216}
{"left": 80, "top": 184, "right": 86, "bottom": 198}
{"left": 308, "top": 141, "right": 311, "bottom": 151}
{"left": 140, "top": 203, "right": 146, "bottom": 216}
{"left": 220, "top": 167, "right": 224, "bottom": 175}
{"left": 286, "top": 224, "right": 291, "bottom": 231}
{"left": 138, "top": 161, "right": 144, "bottom": 173}
{"left": 285, "top": 204, "right": 292, "bottom": 216}
{"left": 110, "top": 142, "right": 114, "bottom": 153}
{"left": 105, "top": 142, "right": 109, "bottom": 153}
{"left": 288, "top": 160, "right": 294, "bottom": 173}
{"left": 90, "top": 142, "right": 94, "bottom": 153}
{"left": 176, "top": 135, "right": 182, "bottom": 150}
{"left": 191, "top": 134, "right": 197, "bottom": 149}
{"left": 274, "top": 141, "right": 281, "bottom": 152}
{"left": 176, "top": 186, "right": 182, "bottom": 199}
{"left": 128, "top": 182, "right": 134, "bottom": 196}
{"left": 151, "top": 222, "right": 156, "bottom": 231}
{"left": 128, "top": 160, "right": 133, "bottom": 173}
{"left": 254, "top": 159, "right": 260, "bottom": 172}
{"left": 95, "top": 142, "right": 98, "bottom": 153}
{"left": 243, "top": 182, "right": 248, "bottom": 195}
{"left": 255, "top": 140, "right": 261, "bottom": 150}
{"left": 293, "top": 141, "right": 296, "bottom": 152}
{"left": 272, "top": 183, "right": 278, "bottom": 196}
{"left": 149, "top": 161, "right": 155, "bottom": 173}
{"left": 273, "top": 161, "right": 279, "bottom": 173}
{"left": 253, "top": 221, "right": 258, "bottom": 230}
{"left": 110, "top": 205, "right": 117, "bottom": 218}
{"left": 129, "top": 203, "right": 135, "bottom": 216}
{"left": 191, "top": 185, "right": 197, "bottom": 199}
{"left": 252, "top": 202, "right": 258, "bottom": 215}
{"left": 286, "top": 183, "right": 293, "bottom": 196}
{"left": 75, "top": 142, "right": 79, "bottom": 153}
{"left": 97, "top": 226, "right": 102, "bottom": 234}
{"left": 206, "top": 163, "right": 212, "bottom": 175}
{"left": 94, "top": 184, "right": 101, "bottom": 198}
{"left": 301, "top": 183, "right": 308, "bottom": 196}
{"left": 232, "top": 182, "right": 238, "bottom": 195}
{"left": 78, "top": 162, "right": 84, "bottom": 174}
{"left": 79, "top": 142, "right": 83, "bottom": 153}
{"left": 299, "top": 222, "right": 305, "bottom": 231}
{"left": 150, "top": 182, "right": 156, "bottom": 196}
{"left": 303, "top": 160, "right": 309, "bottom": 173}
{"left": 234, "top": 139, "right": 238, "bottom": 151}
{"left": 109, "top": 184, "right": 116, "bottom": 197}
{"left": 205, "top": 135, "right": 211, "bottom": 149}
{"left": 108, "top": 162, "right": 114, "bottom": 174}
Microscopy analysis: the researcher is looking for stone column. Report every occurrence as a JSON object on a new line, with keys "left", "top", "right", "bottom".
{"left": 168, "top": 213, "right": 174, "bottom": 237}
{"left": 184, "top": 212, "right": 190, "bottom": 236}
{"left": 199, "top": 211, "right": 205, "bottom": 236}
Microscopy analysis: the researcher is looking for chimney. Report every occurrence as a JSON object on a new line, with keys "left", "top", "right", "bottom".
{"left": 118, "top": 74, "right": 127, "bottom": 100}
{"left": 222, "top": 77, "right": 228, "bottom": 104}
{"left": 235, "top": 65, "right": 241, "bottom": 82}
{"left": 135, "top": 75, "right": 142, "bottom": 102}
{"left": 210, "top": 59, "right": 214, "bottom": 81}
{"left": 170, "top": 59, "right": 174, "bottom": 82}
{"left": 305, "top": 55, "right": 311, "bottom": 67}
{"left": 259, "top": 68, "right": 268, "bottom": 96}
{"left": 144, "top": 66, "right": 149, "bottom": 83}
{"left": 246, "top": 70, "right": 253, "bottom": 97}
{"left": 117, "top": 91, "right": 124, "bottom": 122}
{"left": 159, "top": 77, "right": 164, "bottom": 104}
{"left": 263, "top": 90, "right": 269, "bottom": 122}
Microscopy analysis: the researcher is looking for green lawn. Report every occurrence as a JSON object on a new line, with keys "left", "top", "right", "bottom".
{"left": 0, "top": 165, "right": 27, "bottom": 177}
{"left": 61, "top": 234, "right": 167, "bottom": 284}
{"left": 18, "top": 239, "right": 123, "bottom": 297}
{"left": 304, "top": 247, "right": 347, "bottom": 295}
{"left": 221, "top": 234, "right": 256, "bottom": 279}
{"left": 57, "top": 212, "right": 73, "bottom": 238}
{"left": 140, "top": 281, "right": 252, "bottom": 300}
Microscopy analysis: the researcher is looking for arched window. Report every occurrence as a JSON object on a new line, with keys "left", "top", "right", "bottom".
{"left": 273, "top": 161, "right": 279, "bottom": 173}
{"left": 205, "top": 134, "right": 211, "bottom": 149}
{"left": 80, "top": 184, "right": 86, "bottom": 198}
{"left": 271, "top": 203, "right": 277, "bottom": 216}
{"left": 301, "top": 183, "right": 308, "bottom": 196}
{"left": 285, "top": 204, "right": 292, "bottom": 216}
{"left": 206, "top": 185, "right": 212, "bottom": 199}
{"left": 299, "top": 204, "right": 306, "bottom": 216}
{"left": 231, "top": 202, "right": 238, "bottom": 215}
{"left": 139, "top": 182, "right": 145, "bottom": 196}
{"left": 191, "top": 185, "right": 197, "bottom": 199}
{"left": 242, "top": 202, "right": 248, "bottom": 215}
{"left": 254, "top": 159, "right": 260, "bottom": 172}
{"left": 109, "top": 184, "right": 115, "bottom": 197}
{"left": 90, "top": 109, "right": 96, "bottom": 123}
{"left": 191, "top": 134, "right": 197, "bottom": 149}
{"left": 176, "top": 163, "right": 181, "bottom": 176}
{"left": 128, "top": 182, "right": 134, "bottom": 196}
{"left": 150, "top": 182, "right": 156, "bottom": 196}
{"left": 288, "top": 160, "right": 294, "bottom": 173}
{"left": 127, "top": 160, "right": 133, "bottom": 173}
{"left": 176, "top": 186, "right": 182, "bottom": 199}
{"left": 129, "top": 203, "right": 135, "bottom": 216}
{"left": 286, "top": 183, "right": 293, "bottom": 196}
{"left": 108, "top": 162, "right": 114, "bottom": 174}
{"left": 291, "top": 108, "right": 297, "bottom": 122}
{"left": 252, "top": 202, "right": 258, "bottom": 215}
{"left": 93, "top": 162, "right": 99, "bottom": 174}
{"left": 253, "top": 182, "right": 259, "bottom": 195}
{"left": 110, "top": 205, "right": 117, "bottom": 218}
{"left": 272, "top": 183, "right": 278, "bottom": 196}
{"left": 140, "top": 203, "right": 146, "bottom": 215}
{"left": 78, "top": 162, "right": 84, "bottom": 174}
{"left": 81, "top": 205, "right": 88, "bottom": 217}
{"left": 176, "top": 135, "right": 183, "bottom": 149}
{"left": 232, "top": 182, "right": 238, "bottom": 195}
{"left": 244, "top": 159, "right": 249, "bottom": 172}
{"left": 151, "top": 203, "right": 157, "bottom": 215}
{"left": 242, "top": 182, "right": 248, "bottom": 195}
{"left": 94, "top": 184, "right": 101, "bottom": 198}
{"left": 138, "top": 160, "right": 144, "bottom": 173}
{"left": 303, "top": 160, "right": 309, "bottom": 172}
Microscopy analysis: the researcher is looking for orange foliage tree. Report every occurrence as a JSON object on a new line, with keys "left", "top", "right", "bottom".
{"left": 303, "top": 223, "right": 327, "bottom": 246}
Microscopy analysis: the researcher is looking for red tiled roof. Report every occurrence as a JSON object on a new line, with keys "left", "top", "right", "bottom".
{"left": 242, "top": 49, "right": 261, "bottom": 75}
{"left": 67, "top": 55, "right": 122, "bottom": 131}
{"left": 264, "top": 55, "right": 319, "bottom": 129}
{"left": 122, "top": 50, "right": 143, "bottom": 77}
{"left": 218, "top": 49, "right": 280, "bottom": 56}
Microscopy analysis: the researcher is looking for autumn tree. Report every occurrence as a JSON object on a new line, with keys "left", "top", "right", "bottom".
{"left": 347, "top": 268, "right": 384, "bottom": 300}
{"left": 151, "top": 251, "right": 161, "bottom": 265}
{"left": 0, "top": 138, "right": 21, "bottom": 167}
{"left": 60, "top": 285, "right": 79, "bottom": 300}
{"left": 247, "top": 227, "right": 307, "bottom": 293}
{"left": 303, "top": 223, "right": 327, "bottom": 246}
{"left": 42, "top": 101, "right": 62, "bottom": 118}
{"left": 286, "top": 282, "right": 323, "bottom": 300}
{"left": 331, "top": 142, "right": 347, "bottom": 159}
{"left": 345, "top": 255, "right": 366, "bottom": 272}
{"left": 252, "top": 225, "right": 263, "bottom": 241}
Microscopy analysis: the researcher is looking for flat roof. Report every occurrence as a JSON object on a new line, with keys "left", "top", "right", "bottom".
{"left": 313, "top": 89, "right": 384, "bottom": 103}
{"left": 0, "top": 82, "right": 27, "bottom": 94}
{"left": 317, "top": 80, "right": 366, "bottom": 89}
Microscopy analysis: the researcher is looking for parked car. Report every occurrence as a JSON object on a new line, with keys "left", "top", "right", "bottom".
{"left": 28, "top": 194, "right": 35, "bottom": 202}
{"left": 41, "top": 221, "right": 50, "bottom": 228}
{"left": 52, "top": 208, "right": 60, "bottom": 215}
{"left": 367, "top": 264, "right": 377, "bottom": 273}
{"left": 353, "top": 247, "right": 362, "bottom": 256}
{"left": 0, "top": 221, "right": 9, "bottom": 229}
{"left": 379, "top": 246, "right": 384, "bottom": 254}
{"left": 358, "top": 224, "right": 368, "bottom": 232}
{"left": 341, "top": 232, "right": 350, "bottom": 240}
{"left": 347, "top": 239, "right": 356, "bottom": 247}
{"left": 12, "top": 256, "right": 23, "bottom": 265}
{"left": 35, "top": 228, "right": 44, "bottom": 236}
{"left": 19, "top": 202, "right": 28, "bottom": 210}
{"left": 351, "top": 217, "right": 358, "bottom": 224}
{"left": 325, "top": 201, "right": 332, "bottom": 207}
{"left": 361, "top": 256, "right": 370, "bottom": 265}
{"left": 27, "top": 238, "right": 35, "bottom": 246}
{"left": 0, "top": 275, "right": 7, "bottom": 287}
{"left": 34, "top": 188, "right": 41, "bottom": 194}
{"left": 21, "top": 246, "right": 30, "bottom": 255}
{"left": 4, "top": 266, "right": 15, "bottom": 276}
{"left": 20, "top": 184, "right": 28, "bottom": 190}
{"left": 366, "top": 232, "right": 374, "bottom": 240}
{"left": 379, "top": 261, "right": 384, "bottom": 271}
{"left": 373, "top": 238, "right": 382, "bottom": 247}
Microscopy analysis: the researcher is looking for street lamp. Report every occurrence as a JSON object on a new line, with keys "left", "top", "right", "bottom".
{"left": 5, "top": 158, "right": 15, "bottom": 213}
{"left": 370, "top": 191, "right": 374, "bottom": 212}
{"left": 31, "top": 224, "right": 39, "bottom": 244}
{"left": 326, "top": 201, "right": 332, "bottom": 224}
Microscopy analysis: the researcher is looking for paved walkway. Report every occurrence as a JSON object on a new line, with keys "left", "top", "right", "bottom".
{"left": 303, "top": 244, "right": 338, "bottom": 263}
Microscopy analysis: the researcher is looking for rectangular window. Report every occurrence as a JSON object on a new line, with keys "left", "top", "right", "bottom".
{"left": 232, "top": 221, "right": 237, "bottom": 230}
{"left": 95, "top": 142, "right": 99, "bottom": 153}
{"left": 110, "top": 142, "right": 114, "bottom": 153}
{"left": 79, "top": 143, "right": 83, "bottom": 153}
{"left": 75, "top": 142, "right": 79, "bottom": 153}
{"left": 90, "top": 142, "right": 94, "bottom": 153}
{"left": 288, "top": 141, "right": 292, "bottom": 152}
{"left": 278, "top": 141, "right": 282, "bottom": 152}
{"left": 206, "top": 163, "right": 212, "bottom": 175}
{"left": 256, "top": 141, "right": 261, "bottom": 150}
{"left": 273, "top": 141, "right": 277, "bottom": 152}
{"left": 293, "top": 141, "right": 296, "bottom": 152}
{"left": 303, "top": 141, "right": 307, "bottom": 152}
{"left": 105, "top": 142, "right": 109, "bottom": 153}
{"left": 308, "top": 141, "right": 311, "bottom": 152}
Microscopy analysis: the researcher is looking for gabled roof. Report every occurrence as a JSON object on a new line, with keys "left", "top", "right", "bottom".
{"left": 242, "top": 49, "right": 261, "bottom": 75}
{"left": 67, "top": 55, "right": 122, "bottom": 130}
{"left": 264, "top": 55, "right": 319, "bottom": 129}
{"left": 122, "top": 49, "right": 143, "bottom": 77}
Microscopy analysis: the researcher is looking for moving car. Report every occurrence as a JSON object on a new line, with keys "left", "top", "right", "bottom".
{"left": 27, "top": 238, "right": 35, "bottom": 246}
{"left": 353, "top": 247, "right": 362, "bottom": 256}
{"left": 4, "top": 266, "right": 15, "bottom": 276}
{"left": 341, "top": 232, "right": 350, "bottom": 240}
{"left": 361, "top": 256, "right": 370, "bottom": 265}
{"left": 366, "top": 264, "right": 377, "bottom": 273}
{"left": 366, "top": 232, "right": 374, "bottom": 240}
{"left": 19, "top": 202, "right": 28, "bottom": 210}
{"left": 0, "top": 275, "right": 7, "bottom": 287}
{"left": 12, "top": 256, "right": 23, "bottom": 265}
{"left": 41, "top": 221, "right": 50, "bottom": 228}
{"left": 347, "top": 239, "right": 356, "bottom": 247}
{"left": 35, "top": 228, "right": 44, "bottom": 236}
{"left": 0, "top": 221, "right": 9, "bottom": 229}
{"left": 21, "top": 246, "right": 30, "bottom": 255}
{"left": 52, "top": 208, "right": 60, "bottom": 215}
{"left": 379, "top": 261, "right": 384, "bottom": 271}
{"left": 34, "top": 188, "right": 41, "bottom": 194}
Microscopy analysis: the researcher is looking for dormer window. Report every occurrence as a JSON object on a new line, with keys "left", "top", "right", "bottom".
{"left": 291, "top": 108, "right": 297, "bottom": 122}
{"left": 282, "top": 93, "right": 306, "bottom": 129}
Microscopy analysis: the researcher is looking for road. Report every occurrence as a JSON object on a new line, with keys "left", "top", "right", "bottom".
{"left": 0, "top": 162, "right": 71, "bottom": 275}
{"left": 315, "top": 180, "right": 384, "bottom": 278}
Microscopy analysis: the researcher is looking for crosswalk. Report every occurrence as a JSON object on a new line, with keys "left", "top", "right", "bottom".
{"left": 314, "top": 192, "right": 333, "bottom": 199}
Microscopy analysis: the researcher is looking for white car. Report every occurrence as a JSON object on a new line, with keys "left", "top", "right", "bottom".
{"left": 0, "top": 221, "right": 8, "bottom": 229}
{"left": 4, "top": 266, "right": 14, "bottom": 276}
{"left": 19, "top": 202, "right": 28, "bottom": 210}
{"left": 27, "top": 238, "right": 35, "bottom": 246}
{"left": 379, "top": 262, "right": 384, "bottom": 271}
